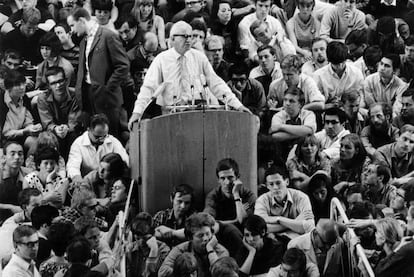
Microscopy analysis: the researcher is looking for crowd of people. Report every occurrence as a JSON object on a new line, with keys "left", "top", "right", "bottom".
{"left": 0, "top": 0, "right": 414, "bottom": 275}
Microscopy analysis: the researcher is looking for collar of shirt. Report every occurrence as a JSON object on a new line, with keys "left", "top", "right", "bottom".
{"left": 327, "top": 64, "right": 349, "bottom": 79}
{"left": 172, "top": 47, "right": 190, "bottom": 60}
{"left": 80, "top": 131, "right": 109, "bottom": 146}
{"left": 271, "top": 189, "right": 293, "bottom": 208}
{"left": 380, "top": 74, "right": 396, "bottom": 88}
{"left": 46, "top": 90, "right": 71, "bottom": 103}
{"left": 2, "top": 165, "right": 24, "bottom": 181}
{"left": 4, "top": 91, "right": 23, "bottom": 108}
{"left": 10, "top": 253, "right": 36, "bottom": 273}
{"left": 380, "top": 0, "right": 396, "bottom": 6}
{"left": 87, "top": 20, "right": 99, "bottom": 38}
{"left": 37, "top": 231, "right": 47, "bottom": 240}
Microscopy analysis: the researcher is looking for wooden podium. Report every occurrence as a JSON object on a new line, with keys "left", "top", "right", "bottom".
{"left": 130, "top": 110, "right": 257, "bottom": 214}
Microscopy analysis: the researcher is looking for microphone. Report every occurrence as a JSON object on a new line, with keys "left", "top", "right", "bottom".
{"left": 190, "top": 77, "right": 195, "bottom": 107}
{"left": 200, "top": 74, "right": 210, "bottom": 108}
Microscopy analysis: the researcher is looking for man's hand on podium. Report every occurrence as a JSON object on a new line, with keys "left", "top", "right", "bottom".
{"left": 237, "top": 106, "right": 252, "bottom": 114}
{"left": 128, "top": 112, "right": 142, "bottom": 131}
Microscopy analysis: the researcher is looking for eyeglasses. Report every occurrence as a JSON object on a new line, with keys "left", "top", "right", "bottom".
{"left": 186, "top": 0, "right": 202, "bottom": 5}
{"left": 325, "top": 120, "right": 340, "bottom": 125}
{"left": 173, "top": 34, "right": 192, "bottom": 39}
{"left": 208, "top": 48, "right": 223, "bottom": 52}
{"left": 91, "top": 133, "right": 109, "bottom": 142}
{"left": 49, "top": 78, "right": 66, "bottom": 86}
{"left": 17, "top": 240, "right": 39, "bottom": 248}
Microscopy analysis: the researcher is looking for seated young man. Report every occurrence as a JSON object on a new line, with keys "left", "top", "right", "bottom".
{"left": 254, "top": 165, "right": 315, "bottom": 240}
{"left": 235, "top": 214, "right": 285, "bottom": 276}
{"left": 268, "top": 54, "right": 325, "bottom": 113}
{"left": 0, "top": 70, "right": 42, "bottom": 151}
{"left": 153, "top": 184, "right": 196, "bottom": 247}
{"left": 0, "top": 141, "right": 32, "bottom": 224}
{"left": 158, "top": 212, "right": 229, "bottom": 277}
{"left": 204, "top": 158, "right": 256, "bottom": 226}
{"left": 269, "top": 86, "right": 316, "bottom": 162}
{"left": 267, "top": 248, "right": 319, "bottom": 277}
{"left": 373, "top": 124, "right": 414, "bottom": 186}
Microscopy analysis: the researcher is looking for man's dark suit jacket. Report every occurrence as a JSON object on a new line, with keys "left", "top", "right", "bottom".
{"left": 75, "top": 26, "right": 129, "bottom": 112}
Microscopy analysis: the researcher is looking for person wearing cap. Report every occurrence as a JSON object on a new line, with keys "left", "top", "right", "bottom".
{"left": 288, "top": 218, "right": 349, "bottom": 277}
{"left": 128, "top": 21, "right": 251, "bottom": 129}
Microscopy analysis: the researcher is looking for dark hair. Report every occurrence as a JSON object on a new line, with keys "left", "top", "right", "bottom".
{"left": 229, "top": 62, "right": 250, "bottom": 77}
{"left": 324, "top": 107, "right": 347, "bottom": 124}
{"left": 13, "top": 225, "right": 37, "bottom": 243}
{"left": 375, "top": 164, "right": 391, "bottom": 184}
{"left": 182, "top": 11, "right": 209, "bottom": 24}
{"left": 348, "top": 201, "right": 376, "bottom": 219}
{"left": 211, "top": 257, "right": 239, "bottom": 277}
{"left": 89, "top": 113, "right": 109, "bottom": 129}
{"left": 363, "top": 45, "right": 382, "bottom": 67}
{"left": 345, "top": 29, "right": 367, "bottom": 46}
{"left": 54, "top": 22, "right": 71, "bottom": 33}
{"left": 171, "top": 183, "right": 194, "bottom": 201}
{"left": 3, "top": 140, "right": 22, "bottom": 155}
{"left": 31, "top": 205, "right": 59, "bottom": 229}
{"left": 130, "top": 212, "right": 155, "bottom": 236}
{"left": 184, "top": 212, "right": 215, "bottom": 239}
{"left": 34, "top": 146, "right": 59, "bottom": 168}
{"left": 243, "top": 214, "right": 267, "bottom": 236}
{"left": 116, "top": 15, "right": 138, "bottom": 29}
{"left": 45, "top": 66, "right": 66, "bottom": 82}
{"left": 3, "top": 49, "right": 22, "bottom": 62}
{"left": 173, "top": 252, "right": 198, "bottom": 277}
{"left": 327, "top": 41, "right": 348, "bottom": 64}
{"left": 282, "top": 248, "right": 307, "bottom": 272}
{"left": 71, "top": 7, "right": 91, "bottom": 21}
{"left": 74, "top": 218, "right": 99, "bottom": 235}
{"left": 368, "top": 102, "right": 392, "bottom": 122}
{"left": 340, "top": 134, "right": 367, "bottom": 165}
{"left": 4, "top": 69, "right": 26, "bottom": 90}
{"left": 294, "top": 135, "right": 320, "bottom": 161}
{"left": 264, "top": 164, "right": 289, "bottom": 180}
{"left": 405, "top": 35, "right": 414, "bottom": 47}
{"left": 383, "top": 53, "right": 401, "bottom": 70}
{"left": 100, "top": 153, "right": 127, "bottom": 180}
{"left": 18, "top": 188, "right": 42, "bottom": 208}
{"left": 215, "top": 158, "right": 240, "bottom": 178}
{"left": 49, "top": 221, "right": 77, "bottom": 256}
{"left": 39, "top": 32, "right": 63, "bottom": 57}
{"left": 190, "top": 18, "right": 207, "bottom": 37}
{"left": 91, "top": 0, "right": 113, "bottom": 11}
{"left": 66, "top": 237, "right": 92, "bottom": 263}
{"left": 257, "top": 44, "right": 276, "bottom": 56}
{"left": 402, "top": 88, "right": 414, "bottom": 100}
{"left": 284, "top": 86, "right": 305, "bottom": 106}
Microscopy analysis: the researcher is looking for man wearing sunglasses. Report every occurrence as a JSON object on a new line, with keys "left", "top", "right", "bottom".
{"left": 129, "top": 21, "right": 251, "bottom": 129}
{"left": 3, "top": 225, "right": 41, "bottom": 277}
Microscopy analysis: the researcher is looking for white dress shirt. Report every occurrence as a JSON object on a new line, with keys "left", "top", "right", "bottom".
{"left": 66, "top": 131, "right": 129, "bottom": 178}
{"left": 2, "top": 254, "right": 41, "bottom": 277}
{"left": 132, "top": 48, "right": 242, "bottom": 115}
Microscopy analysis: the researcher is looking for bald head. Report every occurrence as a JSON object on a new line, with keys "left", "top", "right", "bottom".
{"left": 316, "top": 219, "right": 338, "bottom": 246}
{"left": 143, "top": 32, "right": 159, "bottom": 52}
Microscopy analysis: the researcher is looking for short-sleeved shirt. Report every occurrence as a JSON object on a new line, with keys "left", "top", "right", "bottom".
{"left": 268, "top": 73, "right": 325, "bottom": 108}
{"left": 271, "top": 109, "right": 317, "bottom": 134}
{"left": 254, "top": 188, "right": 315, "bottom": 238}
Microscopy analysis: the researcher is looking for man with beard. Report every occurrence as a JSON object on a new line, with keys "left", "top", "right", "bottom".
{"left": 301, "top": 38, "right": 328, "bottom": 76}
{"left": 374, "top": 124, "right": 414, "bottom": 186}
{"left": 153, "top": 184, "right": 195, "bottom": 247}
{"left": 393, "top": 89, "right": 414, "bottom": 129}
{"left": 205, "top": 35, "right": 232, "bottom": 82}
{"left": 2, "top": 225, "right": 41, "bottom": 277}
{"left": 361, "top": 103, "right": 400, "bottom": 158}
{"left": 364, "top": 54, "right": 408, "bottom": 118}
{"left": 315, "top": 107, "right": 350, "bottom": 160}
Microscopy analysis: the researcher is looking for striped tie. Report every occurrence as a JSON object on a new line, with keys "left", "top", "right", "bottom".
{"left": 178, "top": 55, "right": 191, "bottom": 103}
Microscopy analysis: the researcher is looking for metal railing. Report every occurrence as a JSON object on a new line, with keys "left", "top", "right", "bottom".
{"left": 330, "top": 197, "right": 375, "bottom": 277}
